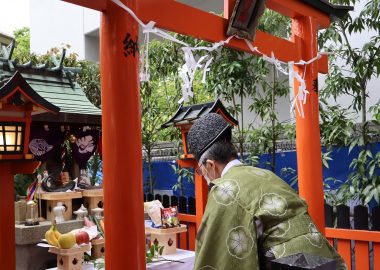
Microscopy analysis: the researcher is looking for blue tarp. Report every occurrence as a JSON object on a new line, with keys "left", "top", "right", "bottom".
{"left": 143, "top": 143, "right": 380, "bottom": 197}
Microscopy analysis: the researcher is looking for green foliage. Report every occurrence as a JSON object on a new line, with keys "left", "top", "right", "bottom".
{"left": 140, "top": 36, "right": 212, "bottom": 193}
{"left": 14, "top": 174, "right": 34, "bottom": 199}
{"left": 171, "top": 163, "right": 194, "bottom": 197}
{"left": 146, "top": 241, "right": 165, "bottom": 263}
{"left": 206, "top": 9, "right": 291, "bottom": 166}
{"left": 87, "top": 152, "right": 102, "bottom": 186}
{"left": 319, "top": 98, "right": 355, "bottom": 149}
{"left": 258, "top": 9, "right": 291, "bottom": 38}
{"left": 13, "top": 27, "right": 30, "bottom": 63}
{"left": 319, "top": 0, "right": 380, "bottom": 206}
{"left": 77, "top": 61, "right": 101, "bottom": 108}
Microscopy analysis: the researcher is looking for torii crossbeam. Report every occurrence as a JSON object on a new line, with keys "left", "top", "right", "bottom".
{"left": 0, "top": 0, "right": 352, "bottom": 269}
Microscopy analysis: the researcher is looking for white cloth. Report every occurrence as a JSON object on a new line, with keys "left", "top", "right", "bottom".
{"left": 221, "top": 159, "right": 242, "bottom": 177}
{"left": 47, "top": 249, "right": 195, "bottom": 270}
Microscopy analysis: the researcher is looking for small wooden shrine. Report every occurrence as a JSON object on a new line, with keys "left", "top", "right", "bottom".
{"left": 162, "top": 98, "right": 238, "bottom": 159}
{"left": 0, "top": 43, "right": 104, "bottom": 270}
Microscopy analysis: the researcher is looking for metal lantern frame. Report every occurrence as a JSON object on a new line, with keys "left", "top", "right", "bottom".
{"left": 0, "top": 121, "right": 25, "bottom": 154}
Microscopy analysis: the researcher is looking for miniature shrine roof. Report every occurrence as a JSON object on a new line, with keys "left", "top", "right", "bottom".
{"left": 0, "top": 46, "right": 101, "bottom": 125}
{"left": 302, "top": 0, "right": 353, "bottom": 20}
{"left": 0, "top": 71, "right": 60, "bottom": 114}
{"left": 162, "top": 99, "right": 238, "bottom": 128}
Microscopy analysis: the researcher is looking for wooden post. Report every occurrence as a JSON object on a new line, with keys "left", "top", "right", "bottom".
{"left": 0, "top": 161, "right": 40, "bottom": 269}
{"left": 177, "top": 159, "right": 208, "bottom": 230}
{"left": 100, "top": 0, "right": 146, "bottom": 269}
{"left": 0, "top": 163, "right": 15, "bottom": 270}
{"left": 224, "top": 0, "right": 236, "bottom": 19}
{"left": 194, "top": 172, "right": 208, "bottom": 230}
{"left": 292, "top": 17, "right": 325, "bottom": 232}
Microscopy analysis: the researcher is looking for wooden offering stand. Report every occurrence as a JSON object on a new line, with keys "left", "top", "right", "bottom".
{"left": 48, "top": 244, "right": 91, "bottom": 270}
{"left": 145, "top": 225, "right": 187, "bottom": 255}
{"left": 82, "top": 189, "right": 104, "bottom": 211}
{"left": 41, "top": 192, "right": 82, "bottom": 221}
{"left": 91, "top": 238, "right": 105, "bottom": 260}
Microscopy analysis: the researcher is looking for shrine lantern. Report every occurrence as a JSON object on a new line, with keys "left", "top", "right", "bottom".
{"left": 162, "top": 99, "right": 238, "bottom": 159}
{"left": 0, "top": 71, "right": 60, "bottom": 160}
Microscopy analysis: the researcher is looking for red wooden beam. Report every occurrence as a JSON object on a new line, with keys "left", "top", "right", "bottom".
{"left": 178, "top": 214, "right": 197, "bottom": 223}
{"left": 325, "top": 228, "right": 380, "bottom": 242}
{"left": 62, "top": 0, "right": 329, "bottom": 72}
{"left": 137, "top": 0, "right": 301, "bottom": 63}
{"left": 267, "top": 0, "right": 330, "bottom": 29}
{"left": 63, "top": 0, "right": 106, "bottom": 11}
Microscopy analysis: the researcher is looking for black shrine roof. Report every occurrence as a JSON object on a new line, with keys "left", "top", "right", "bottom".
{"left": 302, "top": 0, "right": 353, "bottom": 20}
{"left": 162, "top": 99, "right": 238, "bottom": 128}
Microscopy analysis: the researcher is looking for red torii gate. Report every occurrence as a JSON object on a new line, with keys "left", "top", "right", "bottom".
{"left": 0, "top": 0, "right": 352, "bottom": 269}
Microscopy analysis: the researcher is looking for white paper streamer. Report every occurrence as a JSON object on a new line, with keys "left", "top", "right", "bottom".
{"left": 111, "top": 0, "right": 328, "bottom": 117}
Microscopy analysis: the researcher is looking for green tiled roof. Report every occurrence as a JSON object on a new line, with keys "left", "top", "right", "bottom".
{"left": 0, "top": 58, "right": 101, "bottom": 125}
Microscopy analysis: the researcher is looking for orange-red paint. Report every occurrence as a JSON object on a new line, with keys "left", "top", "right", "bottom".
{"left": 325, "top": 228, "right": 380, "bottom": 242}
{"left": 177, "top": 159, "right": 208, "bottom": 230}
{"left": 100, "top": 0, "right": 146, "bottom": 269}
{"left": 178, "top": 214, "right": 197, "bottom": 223}
{"left": 0, "top": 161, "right": 39, "bottom": 270}
{"left": 374, "top": 243, "right": 380, "bottom": 270}
{"left": 63, "top": 0, "right": 106, "bottom": 11}
{"left": 268, "top": 0, "right": 330, "bottom": 29}
{"left": 137, "top": 0, "right": 301, "bottom": 62}
{"left": 292, "top": 16, "right": 325, "bottom": 233}
{"left": 188, "top": 223, "right": 197, "bottom": 251}
{"left": 355, "top": 241, "right": 370, "bottom": 269}
{"left": 326, "top": 228, "right": 380, "bottom": 268}
{"left": 1, "top": 86, "right": 58, "bottom": 115}
{"left": 0, "top": 164, "right": 15, "bottom": 270}
{"left": 337, "top": 239, "right": 351, "bottom": 269}
{"left": 179, "top": 228, "right": 187, "bottom": 250}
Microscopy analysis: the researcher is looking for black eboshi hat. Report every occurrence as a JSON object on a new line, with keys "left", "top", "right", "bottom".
{"left": 187, "top": 113, "right": 232, "bottom": 162}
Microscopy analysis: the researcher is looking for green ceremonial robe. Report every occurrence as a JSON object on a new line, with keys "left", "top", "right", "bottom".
{"left": 194, "top": 165, "right": 347, "bottom": 270}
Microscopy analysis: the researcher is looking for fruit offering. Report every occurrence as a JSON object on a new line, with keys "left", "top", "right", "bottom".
{"left": 45, "top": 224, "right": 91, "bottom": 249}
{"left": 58, "top": 232, "right": 77, "bottom": 249}
{"left": 45, "top": 223, "right": 62, "bottom": 247}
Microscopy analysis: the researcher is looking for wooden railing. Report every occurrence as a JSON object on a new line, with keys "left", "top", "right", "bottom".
{"left": 326, "top": 228, "right": 380, "bottom": 270}
{"left": 177, "top": 214, "right": 197, "bottom": 251}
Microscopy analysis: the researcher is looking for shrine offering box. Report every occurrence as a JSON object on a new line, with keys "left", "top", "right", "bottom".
{"left": 41, "top": 192, "right": 82, "bottom": 221}
{"left": 91, "top": 238, "right": 105, "bottom": 260}
{"left": 48, "top": 244, "right": 91, "bottom": 270}
{"left": 145, "top": 224, "right": 187, "bottom": 255}
{"left": 82, "top": 189, "right": 104, "bottom": 211}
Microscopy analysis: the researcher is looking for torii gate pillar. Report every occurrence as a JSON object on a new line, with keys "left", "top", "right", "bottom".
{"left": 292, "top": 16, "right": 325, "bottom": 232}
{"left": 100, "top": 0, "right": 146, "bottom": 269}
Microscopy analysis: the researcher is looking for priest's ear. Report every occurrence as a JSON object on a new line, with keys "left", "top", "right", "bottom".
{"left": 205, "top": 159, "right": 216, "bottom": 170}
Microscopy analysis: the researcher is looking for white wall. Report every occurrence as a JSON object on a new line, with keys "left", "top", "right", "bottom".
{"left": 30, "top": 0, "right": 99, "bottom": 60}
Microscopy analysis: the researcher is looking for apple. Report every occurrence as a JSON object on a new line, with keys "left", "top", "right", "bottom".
{"left": 75, "top": 231, "right": 90, "bottom": 245}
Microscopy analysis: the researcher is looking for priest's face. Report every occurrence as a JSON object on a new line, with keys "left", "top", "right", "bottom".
{"left": 197, "top": 160, "right": 218, "bottom": 184}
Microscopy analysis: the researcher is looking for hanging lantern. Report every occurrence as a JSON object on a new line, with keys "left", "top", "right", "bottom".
{"left": 0, "top": 122, "right": 24, "bottom": 154}
{"left": 0, "top": 71, "right": 60, "bottom": 160}
{"left": 227, "top": 0, "right": 267, "bottom": 41}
